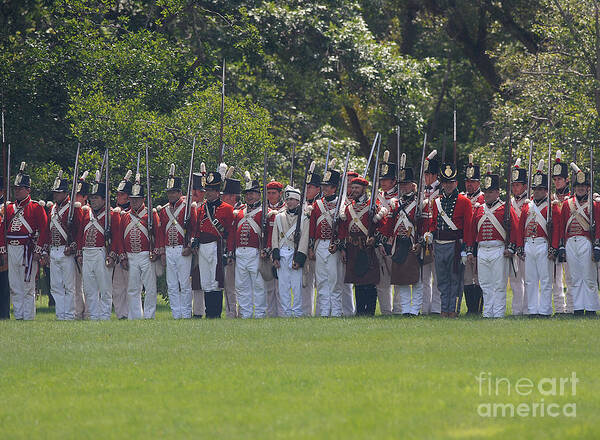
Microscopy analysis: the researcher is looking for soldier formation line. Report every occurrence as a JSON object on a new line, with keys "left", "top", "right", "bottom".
{"left": 1, "top": 133, "right": 599, "bottom": 321}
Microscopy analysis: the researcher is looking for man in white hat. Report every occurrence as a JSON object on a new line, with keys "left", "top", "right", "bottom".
{"left": 271, "top": 186, "right": 309, "bottom": 317}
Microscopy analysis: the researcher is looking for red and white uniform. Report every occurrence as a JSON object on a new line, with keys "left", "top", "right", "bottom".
{"left": 421, "top": 180, "right": 441, "bottom": 314}
{"left": 228, "top": 202, "right": 273, "bottom": 318}
{"left": 111, "top": 203, "right": 130, "bottom": 320}
{"left": 48, "top": 198, "right": 82, "bottom": 320}
{"left": 116, "top": 204, "right": 160, "bottom": 319}
{"left": 510, "top": 193, "right": 528, "bottom": 315}
{"left": 517, "top": 199, "right": 561, "bottom": 316}
{"left": 77, "top": 206, "right": 120, "bottom": 320}
{"left": 552, "top": 189, "right": 571, "bottom": 313}
{"left": 0, "top": 196, "right": 48, "bottom": 320}
{"left": 266, "top": 200, "right": 284, "bottom": 317}
{"left": 463, "top": 190, "right": 485, "bottom": 287}
{"left": 309, "top": 195, "right": 344, "bottom": 317}
{"left": 380, "top": 193, "right": 425, "bottom": 315}
{"left": 559, "top": 196, "right": 600, "bottom": 312}
{"left": 194, "top": 200, "right": 234, "bottom": 292}
{"left": 467, "top": 199, "right": 518, "bottom": 318}
{"left": 158, "top": 197, "right": 195, "bottom": 319}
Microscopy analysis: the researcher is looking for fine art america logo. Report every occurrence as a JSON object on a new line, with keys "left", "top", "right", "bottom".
{"left": 476, "top": 372, "right": 578, "bottom": 418}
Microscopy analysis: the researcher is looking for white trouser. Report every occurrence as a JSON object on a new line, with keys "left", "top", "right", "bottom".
{"left": 82, "top": 247, "right": 112, "bottom": 320}
{"left": 315, "top": 241, "right": 343, "bottom": 317}
{"left": 375, "top": 251, "right": 393, "bottom": 315}
{"left": 112, "top": 264, "right": 129, "bottom": 319}
{"left": 126, "top": 251, "right": 157, "bottom": 319}
{"left": 49, "top": 246, "right": 76, "bottom": 320}
{"left": 277, "top": 246, "right": 303, "bottom": 317}
{"left": 301, "top": 258, "right": 316, "bottom": 316}
{"left": 394, "top": 281, "right": 424, "bottom": 315}
{"left": 8, "top": 244, "right": 37, "bottom": 320}
{"left": 224, "top": 261, "right": 238, "bottom": 318}
{"left": 509, "top": 255, "right": 527, "bottom": 315}
{"left": 566, "top": 237, "right": 600, "bottom": 311}
{"left": 478, "top": 241, "right": 508, "bottom": 318}
{"left": 421, "top": 261, "right": 441, "bottom": 314}
{"left": 524, "top": 238, "right": 553, "bottom": 316}
{"left": 198, "top": 242, "right": 219, "bottom": 292}
{"left": 341, "top": 263, "right": 355, "bottom": 316}
{"left": 235, "top": 247, "right": 266, "bottom": 318}
{"left": 165, "top": 245, "right": 192, "bottom": 319}
{"left": 74, "top": 263, "right": 88, "bottom": 319}
{"left": 552, "top": 262, "right": 568, "bottom": 313}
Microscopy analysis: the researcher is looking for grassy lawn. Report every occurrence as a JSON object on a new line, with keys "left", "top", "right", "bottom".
{"left": 0, "top": 296, "right": 597, "bottom": 439}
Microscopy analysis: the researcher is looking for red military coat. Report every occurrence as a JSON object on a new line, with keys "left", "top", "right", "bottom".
{"left": 228, "top": 202, "right": 274, "bottom": 252}
{"left": 77, "top": 206, "right": 121, "bottom": 259}
{"left": 517, "top": 199, "right": 562, "bottom": 249}
{"left": 115, "top": 204, "right": 160, "bottom": 258}
{"left": 428, "top": 190, "right": 473, "bottom": 239}
{"left": 559, "top": 196, "right": 600, "bottom": 243}
{"left": 467, "top": 199, "right": 518, "bottom": 248}
{"left": 157, "top": 197, "right": 196, "bottom": 250}
{"left": 194, "top": 199, "right": 234, "bottom": 243}
{"left": 47, "top": 197, "right": 83, "bottom": 251}
{"left": 0, "top": 195, "right": 48, "bottom": 255}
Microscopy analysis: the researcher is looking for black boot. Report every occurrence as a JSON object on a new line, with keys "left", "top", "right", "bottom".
{"left": 463, "top": 285, "right": 475, "bottom": 314}
{"left": 574, "top": 310, "right": 585, "bottom": 317}
{"left": 586, "top": 310, "right": 597, "bottom": 318}
{"left": 204, "top": 290, "right": 223, "bottom": 318}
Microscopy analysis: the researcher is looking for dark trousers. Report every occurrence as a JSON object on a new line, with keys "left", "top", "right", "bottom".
{"left": 0, "top": 270, "right": 9, "bottom": 319}
{"left": 355, "top": 284, "right": 377, "bottom": 316}
{"left": 463, "top": 284, "right": 483, "bottom": 315}
{"left": 204, "top": 290, "right": 223, "bottom": 318}
{"left": 434, "top": 242, "right": 464, "bottom": 313}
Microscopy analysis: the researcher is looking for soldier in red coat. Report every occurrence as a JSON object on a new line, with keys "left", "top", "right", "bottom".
{"left": 157, "top": 164, "right": 195, "bottom": 319}
{"left": 557, "top": 164, "right": 600, "bottom": 316}
{"left": 509, "top": 158, "right": 529, "bottom": 315}
{"left": 338, "top": 175, "right": 387, "bottom": 316}
{"left": 76, "top": 172, "right": 120, "bottom": 320}
{"left": 228, "top": 173, "right": 273, "bottom": 318}
{"left": 466, "top": 167, "right": 518, "bottom": 318}
{"left": 74, "top": 170, "right": 90, "bottom": 319}
{"left": 0, "top": 162, "right": 48, "bottom": 320}
{"left": 265, "top": 180, "right": 284, "bottom": 317}
{"left": 462, "top": 155, "right": 485, "bottom": 315}
{"left": 551, "top": 150, "right": 571, "bottom": 313}
{"left": 46, "top": 170, "right": 82, "bottom": 320}
{"left": 517, "top": 161, "right": 561, "bottom": 317}
{"left": 193, "top": 171, "right": 234, "bottom": 318}
{"left": 221, "top": 165, "right": 242, "bottom": 318}
{"left": 112, "top": 170, "right": 133, "bottom": 319}
{"left": 429, "top": 162, "right": 472, "bottom": 318}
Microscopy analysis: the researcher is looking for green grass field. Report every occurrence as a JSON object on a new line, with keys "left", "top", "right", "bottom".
{"left": 0, "top": 297, "right": 598, "bottom": 439}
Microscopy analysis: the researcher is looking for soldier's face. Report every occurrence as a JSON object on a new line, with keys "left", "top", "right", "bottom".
{"left": 346, "top": 178, "right": 354, "bottom": 196}
{"left": 484, "top": 189, "right": 499, "bottom": 204}
{"left": 192, "top": 189, "right": 205, "bottom": 203}
{"left": 350, "top": 184, "right": 365, "bottom": 199}
{"left": 205, "top": 188, "right": 219, "bottom": 202}
{"left": 167, "top": 190, "right": 181, "bottom": 204}
{"left": 53, "top": 192, "right": 68, "bottom": 203}
{"left": 533, "top": 188, "right": 548, "bottom": 200}
{"left": 306, "top": 184, "right": 320, "bottom": 200}
{"left": 553, "top": 176, "right": 567, "bottom": 190}
{"left": 399, "top": 182, "right": 415, "bottom": 195}
{"left": 267, "top": 189, "right": 281, "bottom": 205}
{"left": 512, "top": 182, "right": 526, "bottom": 196}
{"left": 244, "top": 191, "right": 260, "bottom": 205}
{"left": 441, "top": 181, "right": 457, "bottom": 194}
{"left": 222, "top": 194, "right": 237, "bottom": 205}
{"left": 116, "top": 191, "right": 129, "bottom": 205}
{"left": 379, "top": 178, "right": 395, "bottom": 191}
{"left": 89, "top": 195, "right": 104, "bottom": 210}
{"left": 286, "top": 198, "right": 299, "bottom": 210}
{"left": 13, "top": 186, "right": 30, "bottom": 201}
{"left": 321, "top": 184, "right": 336, "bottom": 196}
{"left": 75, "top": 194, "right": 87, "bottom": 204}
{"left": 575, "top": 185, "right": 589, "bottom": 197}
{"left": 465, "top": 180, "right": 480, "bottom": 194}
{"left": 130, "top": 197, "right": 144, "bottom": 210}
{"left": 424, "top": 173, "right": 437, "bottom": 186}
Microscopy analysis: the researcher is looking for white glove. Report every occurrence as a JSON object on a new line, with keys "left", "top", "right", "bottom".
{"left": 461, "top": 255, "right": 468, "bottom": 266}
{"left": 423, "top": 232, "right": 433, "bottom": 245}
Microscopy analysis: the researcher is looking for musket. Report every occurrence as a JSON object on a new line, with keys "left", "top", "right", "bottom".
{"left": 415, "top": 133, "right": 428, "bottom": 221}
{"left": 293, "top": 158, "right": 313, "bottom": 260}
{"left": 330, "top": 151, "right": 351, "bottom": 250}
{"left": 290, "top": 143, "right": 296, "bottom": 186}
{"left": 324, "top": 140, "right": 331, "bottom": 172}
{"left": 505, "top": 134, "right": 516, "bottom": 275}
{"left": 103, "top": 149, "right": 112, "bottom": 264}
{"left": 527, "top": 139, "right": 534, "bottom": 200}
{"left": 4, "top": 144, "right": 10, "bottom": 240}
{"left": 547, "top": 141, "right": 553, "bottom": 241}
{"left": 67, "top": 143, "right": 80, "bottom": 231}
{"left": 453, "top": 107, "right": 457, "bottom": 165}
{"left": 363, "top": 132, "right": 380, "bottom": 178}
{"left": 135, "top": 150, "right": 141, "bottom": 176}
{"left": 590, "top": 142, "right": 595, "bottom": 261}
{"left": 183, "top": 136, "right": 196, "bottom": 247}
{"left": 396, "top": 126, "right": 401, "bottom": 196}
{"left": 145, "top": 145, "right": 154, "bottom": 253}
{"left": 218, "top": 58, "right": 226, "bottom": 165}
{"left": 260, "top": 148, "right": 269, "bottom": 251}
{"left": 367, "top": 135, "right": 382, "bottom": 237}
